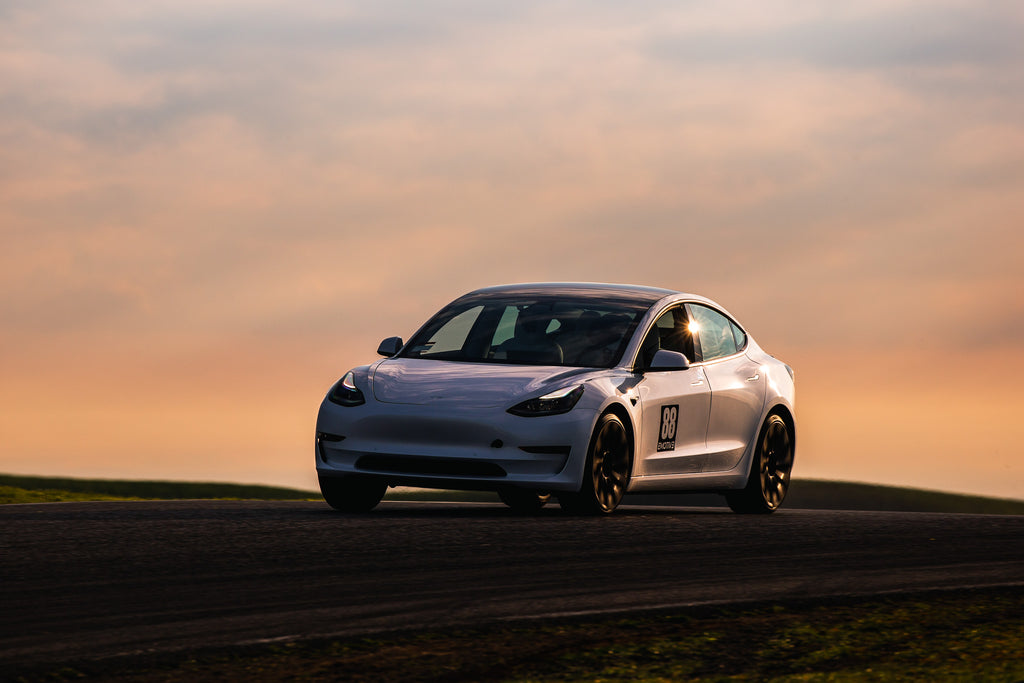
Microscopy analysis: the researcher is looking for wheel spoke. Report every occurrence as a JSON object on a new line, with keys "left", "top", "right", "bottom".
{"left": 761, "top": 470, "right": 774, "bottom": 501}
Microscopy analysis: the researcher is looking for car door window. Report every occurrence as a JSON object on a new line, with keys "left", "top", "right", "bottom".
{"left": 637, "top": 306, "right": 695, "bottom": 367}
{"left": 690, "top": 304, "right": 739, "bottom": 361}
{"left": 730, "top": 320, "right": 747, "bottom": 350}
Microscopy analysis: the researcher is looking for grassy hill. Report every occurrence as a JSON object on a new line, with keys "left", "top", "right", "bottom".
{"left": 785, "top": 479, "right": 1024, "bottom": 515}
{"left": 0, "top": 474, "right": 317, "bottom": 504}
{"left": 625, "top": 480, "right": 1024, "bottom": 515}
{"left": 2, "top": 473, "right": 1022, "bottom": 514}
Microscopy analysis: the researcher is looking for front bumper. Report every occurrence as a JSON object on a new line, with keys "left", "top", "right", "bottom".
{"left": 315, "top": 398, "right": 596, "bottom": 492}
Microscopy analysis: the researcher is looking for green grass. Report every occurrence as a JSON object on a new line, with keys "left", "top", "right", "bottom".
{"left": 0, "top": 474, "right": 317, "bottom": 504}
{"left": 0, "top": 485, "right": 146, "bottom": 504}
{"left": 11, "top": 587, "right": 1024, "bottom": 682}
{"left": 782, "top": 479, "right": 1024, "bottom": 515}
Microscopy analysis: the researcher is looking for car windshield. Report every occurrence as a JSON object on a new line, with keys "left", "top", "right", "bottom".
{"left": 400, "top": 295, "right": 650, "bottom": 367}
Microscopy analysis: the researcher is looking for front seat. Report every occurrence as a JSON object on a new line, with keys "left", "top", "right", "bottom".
{"left": 498, "top": 305, "right": 563, "bottom": 365}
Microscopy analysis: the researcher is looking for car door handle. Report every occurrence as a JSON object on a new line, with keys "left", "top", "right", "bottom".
{"left": 746, "top": 374, "right": 760, "bottom": 382}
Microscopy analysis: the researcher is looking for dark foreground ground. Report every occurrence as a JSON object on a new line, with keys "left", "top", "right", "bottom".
{"left": 3, "top": 500, "right": 1023, "bottom": 681}
{"left": 8, "top": 587, "right": 1023, "bottom": 682}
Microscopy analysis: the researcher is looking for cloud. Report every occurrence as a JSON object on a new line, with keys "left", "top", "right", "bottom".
{"left": 647, "top": 3, "right": 1024, "bottom": 70}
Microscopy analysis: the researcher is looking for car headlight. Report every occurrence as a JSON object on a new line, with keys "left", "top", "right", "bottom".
{"left": 327, "top": 371, "right": 365, "bottom": 407}
{"left": 508, "top": 385, "right": 584, "bottom": 417}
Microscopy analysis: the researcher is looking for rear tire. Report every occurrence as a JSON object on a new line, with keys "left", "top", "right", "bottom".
{"left": 319, "top": 474, "right": 387, "bottom": 512}
{"left": 559, "top": 412, "right": 632, "bottom": 515}
{"left": 726, "top": 413, "right": 793, "bottom": 514}
{"left": 498, "top": 488, "right": 551, "bottom": 513}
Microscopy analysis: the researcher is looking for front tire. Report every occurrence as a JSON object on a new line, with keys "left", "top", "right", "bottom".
{"left": 559, "top": 412, "right": 633, "bottom": 514}
{"left": 319, "top": 474, "right": 387, "bottom": 512}
{"left": 726, "top": 413, "right": 793, "bottom": 514}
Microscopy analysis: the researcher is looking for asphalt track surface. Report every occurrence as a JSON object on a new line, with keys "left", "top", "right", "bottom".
{"left": 2, "top": 500, "right": 1023, "bottom": 669}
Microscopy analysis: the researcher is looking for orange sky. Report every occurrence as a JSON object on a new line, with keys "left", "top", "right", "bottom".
{"left": 2, "top": 1, "right": 1022, "bottom": 499}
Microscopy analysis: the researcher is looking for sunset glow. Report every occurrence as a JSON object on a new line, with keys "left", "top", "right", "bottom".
{"left": 2, "top": 1, "right": 1022, "bottom": 499}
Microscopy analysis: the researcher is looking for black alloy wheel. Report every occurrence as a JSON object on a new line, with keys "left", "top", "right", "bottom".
{"left": 319, "top": 474, "right": 388, "bottom": 512}
{"left": 726, "top": 413, "right": 793, "bottom": 514}
{"left": 559, "top": 412, "right": 632, "bottom": 514}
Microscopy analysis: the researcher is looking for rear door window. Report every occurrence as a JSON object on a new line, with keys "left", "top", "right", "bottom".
{"left": 690, "top": 304, "right": 739, "bottom": 361}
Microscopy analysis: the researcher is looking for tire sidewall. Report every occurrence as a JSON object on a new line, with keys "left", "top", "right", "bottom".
{"left": 728, "top": 413, "right": 791, "bottom": 513}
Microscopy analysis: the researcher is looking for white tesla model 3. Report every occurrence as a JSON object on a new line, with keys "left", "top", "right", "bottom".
{"left": 315, "top": 283, "right": 795, "bottom": 514}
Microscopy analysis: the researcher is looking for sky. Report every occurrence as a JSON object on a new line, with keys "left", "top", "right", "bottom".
{"left": 2, "top": 0, "right": 1022, "bottom": 499}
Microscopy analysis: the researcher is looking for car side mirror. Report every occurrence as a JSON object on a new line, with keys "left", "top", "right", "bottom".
{"left": 377, "top": 336, "right": 403, "bottom": 357}
{"left": 647, "top": 349, "right": 690, "bottom": 372}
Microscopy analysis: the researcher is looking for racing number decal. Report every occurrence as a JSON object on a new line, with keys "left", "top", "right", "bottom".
{"left": 657, "top": 404, "right": 679, "bottom": 452}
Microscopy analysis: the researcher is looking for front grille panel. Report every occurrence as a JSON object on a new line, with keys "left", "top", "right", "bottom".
{"left": 519, "top": 445, "right": 572, "bottom": 456}
{"left": 355, "top": 454, "right": 507, "bottom": 478}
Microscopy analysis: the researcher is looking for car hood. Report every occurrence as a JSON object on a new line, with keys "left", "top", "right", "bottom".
{"left": 371, "top": 358, "right": 594, "bottom": 407}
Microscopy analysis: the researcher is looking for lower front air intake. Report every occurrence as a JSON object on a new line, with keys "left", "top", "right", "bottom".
{"left": 355, "top": 454, "right": 508, "bottom": 478}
